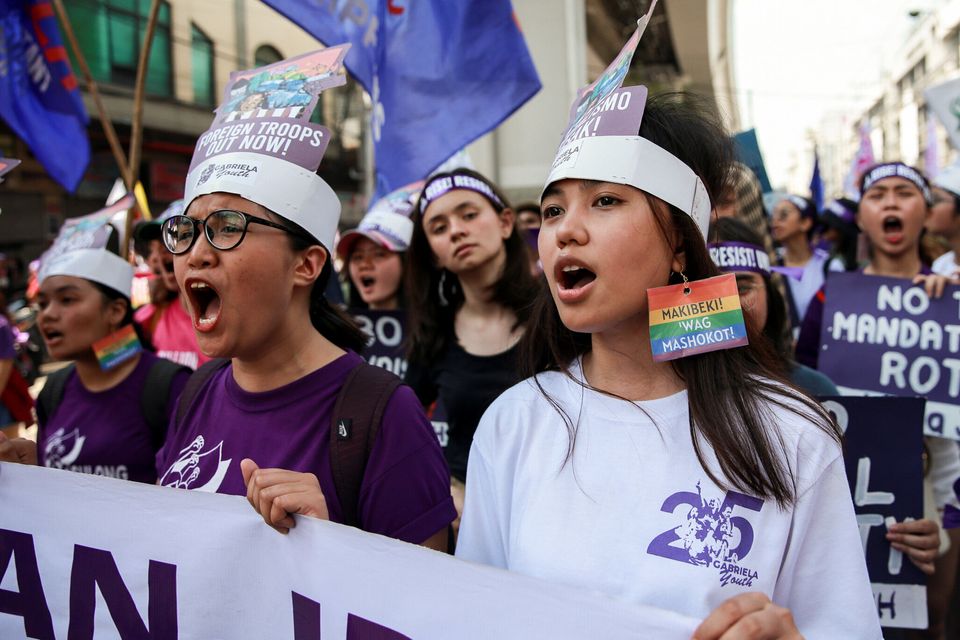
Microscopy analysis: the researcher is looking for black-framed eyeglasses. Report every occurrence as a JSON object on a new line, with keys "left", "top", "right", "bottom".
{"left": 161, "top": 209, "right": 311, "bottom": 255}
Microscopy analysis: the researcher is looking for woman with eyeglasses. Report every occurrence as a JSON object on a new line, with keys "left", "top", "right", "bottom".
{"left": 154, "top": 54, "right": 455, "bottom": 550}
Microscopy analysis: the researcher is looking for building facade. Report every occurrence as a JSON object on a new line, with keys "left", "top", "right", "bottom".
{"left": 0, "top": 0, "right": 738, "bottom": 288}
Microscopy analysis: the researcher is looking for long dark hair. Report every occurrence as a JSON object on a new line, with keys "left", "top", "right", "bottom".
{"left": 521, "top": 93, "right": 838, "bottom": 508}
{"left": 405, "top": 168, "right": 539, "bottom": 363}
{"left": 286, "top": 221, "right": 368, "bottom": 353}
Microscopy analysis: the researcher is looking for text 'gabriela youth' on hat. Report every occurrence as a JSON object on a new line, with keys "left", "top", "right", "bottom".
{"left": 38, "top": 195, "right": 137, "bottom": 298}
{"left": 336, "top": 181, "right": 423, "bottom": 260}
{"left": 183, "top": 45, "right": 352, "bottom": 252}
{"left": 540, "top": 0, "right": 711, "bottom": 239}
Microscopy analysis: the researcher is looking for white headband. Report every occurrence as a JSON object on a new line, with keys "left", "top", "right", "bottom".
{"left": 39, "top": 248, "right": 133, "bottom": 298}
{"left": 184, "top": 152, "right": 341, "bottom": 252}
{"left": 543, "top": 134, "right": 712, "bottom": 237}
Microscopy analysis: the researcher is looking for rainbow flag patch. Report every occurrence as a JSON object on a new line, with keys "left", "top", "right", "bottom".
{"left": 92, "top": 324, "right": 142, "bottom": 370}
{"left": 648, "top": 273, "right": 748, "bottom": 362}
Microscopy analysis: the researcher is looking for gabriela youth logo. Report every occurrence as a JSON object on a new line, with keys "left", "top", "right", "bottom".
{"left": 43, "top": 427, "right": 86, "bottom": 468}
{"left": 159, "top": 435, "right": 232, "bottom": 492}
{"left": 646, "top": 481, "right": 764, "bottom": 588}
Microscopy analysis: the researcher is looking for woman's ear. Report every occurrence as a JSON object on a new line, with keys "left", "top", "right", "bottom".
{"left": 499, "top": 207, "right": 516, "bottom": 239}
{"left": 671, "top": 247, "right": 686, "bottom": 275}
{"left": 801, "top": 217, "right": 813, "bottom": 234}
{"left": 293, "top": 245, "right": 328, "bottom": 288}
{"left": 105, "top": 298, "right": 128, "bottom": 331}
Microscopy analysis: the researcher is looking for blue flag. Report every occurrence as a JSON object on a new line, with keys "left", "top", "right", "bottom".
{"left": 261, "top": 0, "right": 541, "bottom": 199}
{"left": 809, "top": 150, "right": 824, "bottom": 212}
{"left": 0, "top": 0, "right": 89, "bottom": 191}
{"left": 732, "top": 129, "right": 772, "bottom": 193}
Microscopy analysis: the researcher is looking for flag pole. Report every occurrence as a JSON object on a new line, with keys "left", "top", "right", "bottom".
{"left": 122, "top": 0, "right": 162, "bottom": 255}
{"left": 50, "top": 0, "right": 132, "bottom": 192}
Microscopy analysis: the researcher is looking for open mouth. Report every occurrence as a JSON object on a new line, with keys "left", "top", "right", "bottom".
{"left": 186, "top": 279, "right": 222, "bottom": 331}
{"left": 558, "top": 265, "right": 597, "bottom": 291}
{"left": 882, "top": 216, "right": 903, "bottom": 234}
{"left": 360, "top": 276, "right": 376, "bottom": 289}
{"left": 42, "top": 328, "right": 64, "bottom": 344}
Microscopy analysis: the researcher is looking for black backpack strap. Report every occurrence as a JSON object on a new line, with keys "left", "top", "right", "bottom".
{"left": 174, "top": 358, "right": 230, "bottom": 427}
{"left": 330, "top": 362, "right": 403, "bottom": 528}
{"left": 141, "top": 358, "right": 191, "bottom": 451}
{"left": 36, "top": 364, "right": 75, "bottom": 427}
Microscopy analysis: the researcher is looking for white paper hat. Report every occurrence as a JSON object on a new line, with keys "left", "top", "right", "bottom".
{"left": 336, "top": 181, "right": 422, "bottom": 259}
{"left": 38, "top": 195, "right": 136, "bottom": 297}
{"left": 541, "top": 0, "right": 711, "bottom": 238}
{"left": 184, "top": 46, "right": 351, "bottom": 252}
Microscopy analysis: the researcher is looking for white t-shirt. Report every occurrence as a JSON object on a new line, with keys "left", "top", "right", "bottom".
{"left": 457, "top": 362, "right": 881, "bottom": 639}
{"left": 932, "top": 251, "right": 958, "bottom": 277}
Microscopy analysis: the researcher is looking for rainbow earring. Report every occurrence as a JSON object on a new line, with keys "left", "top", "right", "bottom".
{"left": 92, "top": 325, "right": 142, "bottom": 370}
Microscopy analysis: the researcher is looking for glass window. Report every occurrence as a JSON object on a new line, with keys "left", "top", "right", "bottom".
{"left": 191, "top": 24, "right": 214, "bottom": 106}
{"left": 63, "top": 0, "right": 173, "bottom": 97}
{"left": 254, "top": 45, "right": 283, "bottom": 67}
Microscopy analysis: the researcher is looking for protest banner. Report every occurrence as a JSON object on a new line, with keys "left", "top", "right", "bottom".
{"left": 351, "top": 308, "right": 407, "bottom": 378}
{"left": 820, "top": 396, "right": 927, "bottom": 629}
{"left": 0, "top": 463, "right": 698, "bottom": 638}
{"left": 819, "top": 272, "right": 960, "bottom": 440}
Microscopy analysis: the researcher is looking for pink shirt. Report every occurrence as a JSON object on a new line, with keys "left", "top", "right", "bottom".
{"left": 135, "top": 299, "right": 209, "bottom": 370}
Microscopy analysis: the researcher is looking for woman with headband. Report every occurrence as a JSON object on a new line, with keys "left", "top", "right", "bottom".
{"left": 455, "top": 18, "right": 878, "bottom": 633}
{"left": 154, "top": 49, "right": 455, "bottom": 549}
{"left": 770, "top": 194, "right": 827, "bottom": 330}
{"left": 797, "top": 161, "right": 960, "bottom": 638}
{"left": 405, "top": 167, "right": 539, "bottom": 539}
{"left": 710, "top": 217, "right": 838, "bottom": 396}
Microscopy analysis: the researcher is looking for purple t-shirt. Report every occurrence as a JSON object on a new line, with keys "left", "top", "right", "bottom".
{"left": 38, "top": 351, "right": 190, "bottom": 483}
{"left": 156, "top": 351, "right": 456, "bottom": 544}
{"left": 0, "top": 316, "right": 15, "bottom": 360}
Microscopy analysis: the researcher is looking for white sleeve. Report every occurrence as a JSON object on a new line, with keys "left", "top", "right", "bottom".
{"left": 456, "top": 439, "right": 510, "bottom": 568}
{"left": 772, "top": 455, "right": 882, "bottom": 639}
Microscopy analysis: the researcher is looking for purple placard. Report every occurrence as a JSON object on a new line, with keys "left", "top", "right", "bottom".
{"left": 819, "top": 272, "right": 960, "bottom": 440}
{"left": 820, "top": 395, "right": 926, "bottom": 628}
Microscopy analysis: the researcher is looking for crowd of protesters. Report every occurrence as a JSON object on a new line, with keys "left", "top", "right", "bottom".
{"left": 3, "top": 30, "right": 960, "bottom": 640}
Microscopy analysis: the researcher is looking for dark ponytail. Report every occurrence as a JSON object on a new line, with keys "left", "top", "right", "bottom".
{"left": 286, "top": 221, "right": 368, "bottom": 353}
{"left": 93, "top": 282, "right": 155, "bottom": 352}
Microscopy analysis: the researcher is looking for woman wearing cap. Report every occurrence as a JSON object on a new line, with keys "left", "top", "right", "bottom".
{"left": 154, "top": 49, "right": 455, "bottom": 550}
{"left": 455, "top": 84, "right": 879, "bottom": 636}
{"left": 404, "top": 167, "right": 539, "bottom": 538}
{"left": 770, "top": 194, "right": 828, "bottom": 329}
{"left": 0, "top": 231, "right": 191, "bottom": 483}
{"left": 927, "top": 165, "right": 960, "bottom": 278}
{"left": 134, "top": 200, "right": 209, "bottom": 370}
{"left": 796, "top": 161, "right": 960, "bottom": 638}
{"left": 336, "top": 192, "right": 417, "bottom": 311}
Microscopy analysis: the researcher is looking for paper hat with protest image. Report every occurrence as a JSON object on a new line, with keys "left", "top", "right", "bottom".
{"left": 184, "top": 46, "right": 351, "bottom": 252}
{"left": 336, "top": 181, "right": 423, "bottom": 260}
{"left": 541, "top": 0, "right": 711, "bottom": 238}
{"left": 0, "top": 157, "right": 20, "bottom": 183}
{"left": 38, "top": 195, "right": 137, "bottom": 298}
